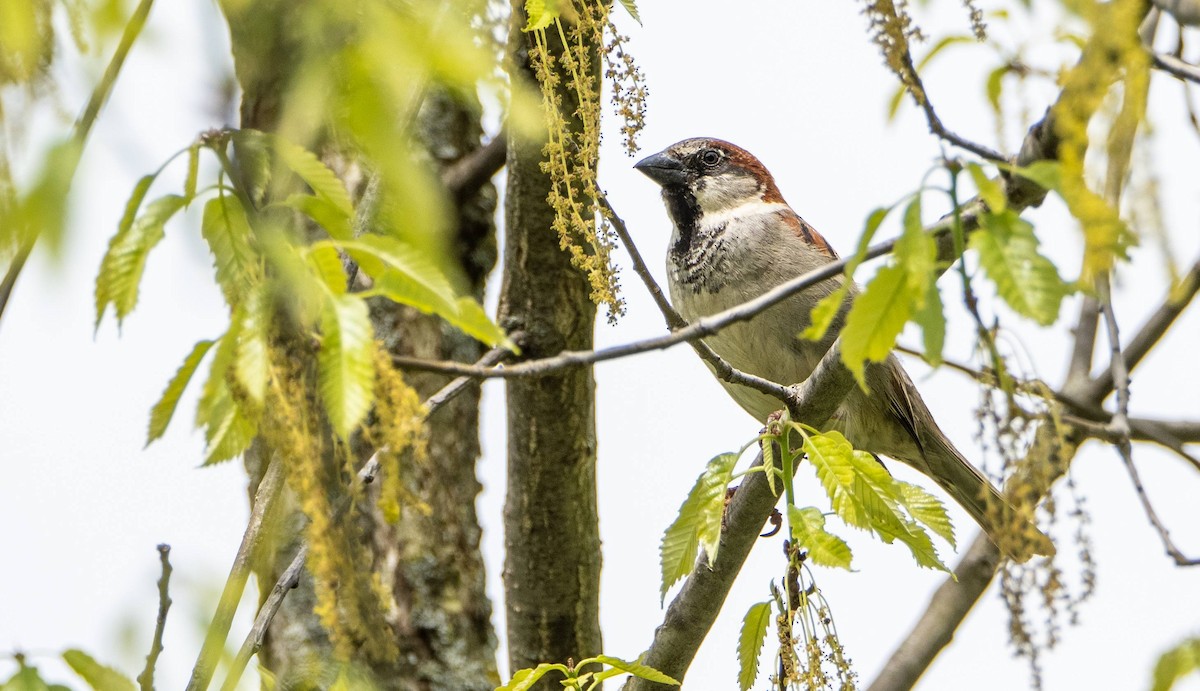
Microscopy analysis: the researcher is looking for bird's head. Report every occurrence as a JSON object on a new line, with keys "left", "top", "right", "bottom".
{"left": 634, "top": 138, "right": 786, "bottom": 222}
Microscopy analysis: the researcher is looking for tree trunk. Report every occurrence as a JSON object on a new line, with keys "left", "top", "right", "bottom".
{"left": 499, "top": 2, "right": 603, "bottom": 684}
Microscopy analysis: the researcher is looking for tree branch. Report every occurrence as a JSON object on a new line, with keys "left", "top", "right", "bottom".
{"left": 1153, "top": 52, "right": 1200, "bottom": 84}
{"left": 187, "top": 454, "right": 286, "bottom": 691}
{"left": 442, "top": 134, "right": 507, "bottom": 200}
{"left": 137, "top": 544, "right": 173, "bottom": 691}
{"left": 1082, "top": 254, "right": 1200, "bottom": 403}
{"left": 1099, "top": 276, "right": 1199, "bottom": 566}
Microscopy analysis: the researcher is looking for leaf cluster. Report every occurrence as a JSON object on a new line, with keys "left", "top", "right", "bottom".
{"left": 496, "top": 654, "right": 677, "bottom": 691}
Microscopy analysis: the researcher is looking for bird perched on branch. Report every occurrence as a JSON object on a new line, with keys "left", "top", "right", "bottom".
{"left": 635, "top": 137, "right": 1052, "bottom": 562}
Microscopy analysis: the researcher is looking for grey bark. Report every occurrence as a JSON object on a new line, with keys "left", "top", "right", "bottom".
{"left": 499, "top": 2, "right": 603, "bottom": 685}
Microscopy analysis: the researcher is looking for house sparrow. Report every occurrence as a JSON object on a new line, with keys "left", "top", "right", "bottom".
{"left": 635, "top": 137, "right": 1052, "bottom": 562}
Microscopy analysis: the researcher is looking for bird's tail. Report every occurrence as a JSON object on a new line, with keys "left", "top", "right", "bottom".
{"left": 926, "top": 432, "right": 1055, "bottom": 563}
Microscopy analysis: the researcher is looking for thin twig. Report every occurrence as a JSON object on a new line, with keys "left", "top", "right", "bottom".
{"left": 1153, "top": 52, "right": 1200, "bottom": 85}
{"left": 1083, "top": 255, "right": 1200, "bottom": 402}
{"left": 0, "top": 0, "right": 156, "bottom": 327}
{"left": 137, "top": 544, "right": 173, "bottom": 691}
{"left": 217, "top": 343, "right": 512, "bottom": 690}
{"left": 186, "top": 456, "right": 287, "bottom": 691}
{"left": 1064, "top": 296, "right": 1101, "bottom": 394}
{"left": 1099, "top": 276, "right": 1198, "bottom": 566}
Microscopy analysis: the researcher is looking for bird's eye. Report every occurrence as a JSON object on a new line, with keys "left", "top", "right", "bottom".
{"left": 699, "top": 149, "right": 722, "bottom": 167}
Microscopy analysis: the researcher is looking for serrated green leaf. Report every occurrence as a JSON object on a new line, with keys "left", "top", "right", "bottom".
{"left": 616, "top": 0, "right": 641, "bottom": 24}
{"left": 586, "top": 656, "right": 677, "bottom": 685}
{"left": 306, "top": 244, "right": 349, "bottom": 294}
{"left": 843, "top": 451, "right": 948, "bottom": 571}
{"left": 970, "top": 210, "right": 1068, "bottom": 325}
{"left": 762, "top": 436, "right": 778, "bottom": 496}
{"left": 184, "top": 143, "right": 200, "bottom": 200}
{"left": 268, "top": 134, "right": 354, "bottom": 219}
{"left": 523, "top": 0, "right": 558, "bottom": 31}
{"left": 840, "top": 265, "right": 916, "bottom": 388}
{"left": 333, "top": 235, "right": 457, "bottom": 314}
{"left": 737, "top": 601, "right": 772, "bottom": 691}
{"left": 788, "top": 505, "right": 853, "bottom": 569}
{"left": 319, "top": 294, "right": 376, "bottom": 438}
{"left": 62, "top": 650, "right": 136, "bottom": 691}
{"left": 118, "top": 175, "right": 155, "bottom": 239}
{"left": 1151, "top": 638, "right": 1200, "bottom": 691}
{"left": 147, "top": 339, "right": 215, "bottom": 445}
{"left": 277, "top": 193, "right": 353, "bottom": 240}
{"left": 966, "top": 162, "right": 1007, "bottom": 212}
{"left": 494, "top": 663, "right": 568, "bottom": 691}
{"left": 892, "top": 480, "right": 956, "bottom": 548}
{"left": 660, "top": 452, "right": 738, "bottom": 602}
{"left": 196, "top": 323, "right": 257, "bottom": 465}
{"left": 200, "top": 194, "right": 260, "bottom": 307}
{"left": 95, "top": 194, "right": 187, "bottom": 328}
{"left": 804, "top": 431, "right": 949, "bottom": 571}
{"left": 236, "top": 286, "right": 271, "bottom": 406}
{"left": 913, "top": 279, "right": 945, "bottom": 365}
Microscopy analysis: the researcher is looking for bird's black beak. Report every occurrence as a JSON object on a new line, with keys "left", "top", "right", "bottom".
{"left": 634, "top": 151, "right": 687, "bottom": 187}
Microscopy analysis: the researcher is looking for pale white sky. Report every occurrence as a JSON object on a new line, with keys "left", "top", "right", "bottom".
{"left": 2, "top": 1, "right": 1198, "bottom": 690}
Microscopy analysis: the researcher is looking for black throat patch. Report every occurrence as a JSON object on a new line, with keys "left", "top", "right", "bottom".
{"left": 662, "top": 186, "right": 702, "bottom": 257}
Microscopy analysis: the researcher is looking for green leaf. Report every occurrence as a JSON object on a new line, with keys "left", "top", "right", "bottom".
{"left": 839, "top": 265, "right": 916, "bottom": 388}
{"left": 230, "top": 130, "right": 271, "bottom": 205}
{"left": 660, "top": 452, "right": 738, "bottom": 602}
{"left": 196, "top": 323, "right": 257, "bottom": 465}
{"left": 236, "top": 286, "right": 271, "bottom": 406}
{"left": 448, "top": 297, "right": 516, "bottom": 350}
{"left": 737, "top": 601, "right": 773, "bottom": 691}
{"left": 1003, "top": 160, "right": 1063, "bottom": 192}
{"left": 184, "top": 142, "right": 200, "bottom": 200}
{"left": 802, "top": 205, "right": 889, "bottom": 342}
{"left": 2, "top": 663, "right": 53, "bottom": 691}
{"left": 1151, "top": 638, "right": 1200, "bottom": 691}
{"left": 17, "top": 138, "right": 83, "bottom": 256}
{"left": 306, "top": 244, "right": 349, "bottom": 295}
{"left": 985, "top": 65, "right": 1008, "bottom": 116}
{"left": 147, "top": 339, "right": 216, "bottom": 445}
{"left": 523, "top": 0, "right": 558, "bottom": 31}
{"left": 95, "top": 194, "right": 187, "bottom": 328}
{"left": 966, "top": 162, "right": 1007, "bottom": 212}
{"left": 892, "top": 480, "right": 956, "bottom": 548}
{"left": 118, "top": 175, "right": 156, "bottom": 240}
{"left": 200, "top": 194, "right": 260, "bottom": 307}
{"left": 586, "top": 656, "right": 677, "bottom": 685}
{"left": 277, "top": 193, "right": 353, "bottom": 240}
{"left": 62, "top": 650, "right": 136, "bottom": 691}
{"left": 268, "top": 134, "right": 354, "bottom": 219}
{"left": 319, "top": 293, "right": 376, "bottom": 438}
{"left": 494, "top": 664, "right": 569, "bottom": 691}
{"left": 970, "top": 210, "right": 1068, "bottom": 325}
{"left": 803, "top": 430, "right": 949, "bottom": 571}
{"left": 333, "top": 235, "right": 457, "bottom": 313}
{"left": 787, "top": 505, "right": 853, "bottom": 569}
{"left": 616, "top": 0, "right": 641, "bottom": 24}
{"left": 913, "top": 279, "right": 945, "bottom": 365}
{"left": 895, "top": 196, "right": 936, "bottom": 299}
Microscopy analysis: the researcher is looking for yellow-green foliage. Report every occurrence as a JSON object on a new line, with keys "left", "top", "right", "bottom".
{"left": 1051, "top": 0, "right": 1146, "bottom": 283}
{"left": 262, "top": 348, "right": 399, "bottom": 664}
{"left": 526, "top": 0, "right": 647, "bottom": 321}
{"left": 369, "top": 347, "right": 428, "bottom": 524}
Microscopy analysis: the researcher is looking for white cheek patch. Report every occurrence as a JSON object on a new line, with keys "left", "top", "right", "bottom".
{"left": 698, "top": 199, "right": 789, "bottom": 228}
